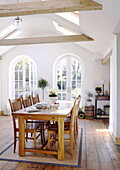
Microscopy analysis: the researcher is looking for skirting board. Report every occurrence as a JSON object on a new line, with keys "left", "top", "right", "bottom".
{"left": 109, "top": 127, "right": 120, "bottom": 145}
{"left": 0, "top": 111, "right": 4, "bottom": 115}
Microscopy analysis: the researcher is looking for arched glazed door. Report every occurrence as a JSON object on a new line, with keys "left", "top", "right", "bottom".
{"left": 56, "top": 56, "right": 81, "bottom": 100}
{"left": 9, "top": 56, "right": 37, "bottom": 99}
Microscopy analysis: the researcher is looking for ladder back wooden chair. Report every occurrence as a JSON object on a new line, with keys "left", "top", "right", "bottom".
{"left": 21, "top": 95, "right": 47, "bottom": 145}
{"left": 63, "top": 95, "right": 81, "bottom": 144}
{"left": 8, "top": 98, "right": 42, "bottom": 153}
{"left": 32, "top": 93, "right": 40, "bottom": 104}
{"left": 47, "top": 99, "right": 76, "bottom": 157}
{"left": 31, "top": 93, "right": 50, "bottom": 140}
{"left": 21, "top": 95, "right": 32, "bottom": 108}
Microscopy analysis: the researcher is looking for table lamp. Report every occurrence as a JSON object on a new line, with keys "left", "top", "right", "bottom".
{"left": 100, "top": 79, "right": 105, "bottom": 96}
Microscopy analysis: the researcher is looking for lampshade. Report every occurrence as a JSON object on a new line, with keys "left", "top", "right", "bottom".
{"left": 100, "top": 79, "right": 105, "bottom": 95}
{"left": 100, "top": 79, "right": 105, "bottom": 84}
{"left": 13, "top": 16, "right": 22, "bottom": 30}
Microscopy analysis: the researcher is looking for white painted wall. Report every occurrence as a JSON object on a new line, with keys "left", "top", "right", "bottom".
{"left": 109, "top": 38, "right": 117, "bottom": 138}
{"left": 0, "top": 58, "right": 2, "bottom": 112}
{"left": 109, "top": 34, "right": 120, "bottom": 139}
{"left": 1, "top": 43, "right": 109, "bottom": 112}
{"left": 116, "top": 34, "right": 120, "bottom": 138}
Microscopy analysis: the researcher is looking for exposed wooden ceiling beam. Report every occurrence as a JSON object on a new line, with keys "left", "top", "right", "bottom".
{"left": 0, "top": 34, "right": 94, "bottom": 46}
{"left": 0, "top": 0, "right": 102, "bottom": 17}
{"left": 102, "top": 50, "right": 112, "bottom": 65}
{"left": 1, "top": 29, "right": 17, "bottom": 39}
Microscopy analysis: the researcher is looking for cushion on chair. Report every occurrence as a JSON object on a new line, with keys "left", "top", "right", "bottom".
{"left": 48, "top": 122, "right": 70, "bottom": 131}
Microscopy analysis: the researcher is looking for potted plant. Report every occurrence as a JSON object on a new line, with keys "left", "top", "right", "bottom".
{"left": 87, "top": 92, "right": 93, "bottom": 102}
{"left": 38, "top": 78, "right": 48, "bottom": 100}
{"left": 78, "top": 107, "right": 84, "bottom": 119}
{"left": 48, "top": 88, "right": 59, "bottom": 97}
{"left": 48, "top": 88, "right": 59, "bottom": 103}
{"left": 95, "top": 86, "right": 102, "bottom": 95}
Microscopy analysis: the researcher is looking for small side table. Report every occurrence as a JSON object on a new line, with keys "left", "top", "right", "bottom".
{"left": 95, "top": 95, "right": 110, "bottom": 118}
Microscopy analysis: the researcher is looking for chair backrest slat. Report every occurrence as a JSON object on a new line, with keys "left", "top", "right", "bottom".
{"left": 9, "top": 98, "right": 22, "bottom": 112}
{"left": 32, "top": 93, "right": 40, "bottom": 104}
{"left": 21, "top": 95, "right": 32, "bottom": 108}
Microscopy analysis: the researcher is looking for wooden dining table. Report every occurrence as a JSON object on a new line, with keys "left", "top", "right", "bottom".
{"left": 12, "top": 101, "right": 73, "bottom": 160}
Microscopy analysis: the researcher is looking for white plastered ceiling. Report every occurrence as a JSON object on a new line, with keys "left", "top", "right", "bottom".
{"left": 0, "top": 0, "right": 120, "bottom": 58}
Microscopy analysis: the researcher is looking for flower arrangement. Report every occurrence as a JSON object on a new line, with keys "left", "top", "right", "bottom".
{"left": 48, "top": 88, "right": 59, "bottom": 97}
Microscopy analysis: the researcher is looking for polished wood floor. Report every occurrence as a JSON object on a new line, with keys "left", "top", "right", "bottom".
{"left": 0, "top": 116, "right": 120, "bottom": 170}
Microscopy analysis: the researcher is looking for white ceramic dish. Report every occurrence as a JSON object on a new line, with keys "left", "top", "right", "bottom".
{"left": 35, "top": 102, "right": 47, "bottom": 109}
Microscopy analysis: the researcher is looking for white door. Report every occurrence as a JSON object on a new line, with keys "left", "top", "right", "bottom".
{"left": 13, "top": 57, "right": 37, "bottom": 99}
{"left": 56, "top": 56, "right": 81, "bottom": 100}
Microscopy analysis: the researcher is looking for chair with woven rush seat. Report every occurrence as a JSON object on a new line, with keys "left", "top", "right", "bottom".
{"left": 31, "top": 93, "right": 50, "bottom": 133}
{"left": 8, "top": 98, "right": 42, "bottom": 153}
{"left": 63, "top": 95, "right": 81, "bottom": 144}
{"left": 31, "top": 94, "right": 50, "bottom": 144}
{"left": 21, "top": 95, "right": 47, "bottom": 146}
{"left": 47, "top": 99, "right": 76, "bottom": 157}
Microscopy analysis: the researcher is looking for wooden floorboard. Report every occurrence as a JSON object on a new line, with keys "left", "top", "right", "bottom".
{"left": 86, "top": 119, "right": 101, "bottom": 170}
{"left": 92, "top": 120, "right": 114, "bottom": 170}
{"left": 97, "top": 119, "right": 120, "bottom": 169}
{"left": 0, "top": 116, "right": 120, "bottom": 170}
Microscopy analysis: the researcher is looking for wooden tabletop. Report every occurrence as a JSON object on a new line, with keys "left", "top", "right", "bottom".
{"left": 12, "top": 101, "right": 73, "bottom": 118}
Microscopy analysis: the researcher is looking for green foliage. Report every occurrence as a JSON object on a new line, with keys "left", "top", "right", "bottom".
{"left": 78, "top": 107, "right": 84, "bottom": 119}
{"left": 78, "top": 107, "right": 84, "bottom": 113}
{"left": 38, "top": 78, "right": 48, "bottom": 89}
{"left": 95, "top": 86, "right": 102, "bottom": 91}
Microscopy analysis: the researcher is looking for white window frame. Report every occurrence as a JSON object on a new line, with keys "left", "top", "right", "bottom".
{"left": 9, "top": 55, "right": 37, "bottom": 99}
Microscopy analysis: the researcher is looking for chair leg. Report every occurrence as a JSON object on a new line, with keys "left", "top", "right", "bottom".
{"left": 34, "top": 131, "right": 36, "bottom": 148}
{"left": 53, "top": 132, "right": 57, "bottom": 142}
{"left": 14, "top": 133, "right": 17, "bottom": 153}
{"left": 76, "top": 116, "right": 78, "bottom": 136}
{"left": 70, "top": 132, "right": 74, "bottom": 157}
{"left": 40, "top": 126, "right": 44, "bottom": 146}
{"left": 42, "top": 124, "right": 45, "bottom": 144}
{"left": 26, "top": 132, "right": 28, "bottom": 142}
{"left": 74, "top": 129, "right": 76, "bottom": 144}
{"left": 74, "top": 120, "right": 77, "bottom": 144}
{"left": 48, "top": 131, "right": 51, "bottom": 149}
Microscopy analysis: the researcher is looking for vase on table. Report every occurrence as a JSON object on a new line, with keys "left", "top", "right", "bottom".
{"left": 49, "top": 95, "right": 57, "bottom": 104}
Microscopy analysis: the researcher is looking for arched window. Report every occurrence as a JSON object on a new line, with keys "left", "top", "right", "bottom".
{"left": 9, "top": 56, "right": 37, "bottom": 99}
{"left": 54, "top": 54, "right": 82, "bottom": 100}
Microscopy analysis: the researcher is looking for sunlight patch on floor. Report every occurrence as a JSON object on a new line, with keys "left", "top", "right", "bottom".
{"left": 96, "top": 129, "right": 109, "bottom": 132}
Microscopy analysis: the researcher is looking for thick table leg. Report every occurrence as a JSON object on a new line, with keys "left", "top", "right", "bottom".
{"left": 58, "top": 117, "right": 64, "bottom": 160}
{"left": 18, "top": 116, "right": 25, "bottom": 156}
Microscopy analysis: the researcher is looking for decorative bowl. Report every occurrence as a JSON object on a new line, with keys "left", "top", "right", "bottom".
{"left": 35, "top": 103, "right": 47, "bottom": 109}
